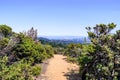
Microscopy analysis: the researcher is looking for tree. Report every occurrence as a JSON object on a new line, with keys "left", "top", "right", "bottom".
{"left": 78, "top": 23, "right": 117, "bottom": 80}
{"left": 23, "top": 27, "right": 37, "bottom": 40}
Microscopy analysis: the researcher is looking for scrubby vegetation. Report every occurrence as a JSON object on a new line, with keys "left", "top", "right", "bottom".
{"left": 0, "top": 25, "right": 54, "bottom": 80}
{"left": 63, "top": 43, "right": 82, "bottom": 63}
{"left": 1, "top": 23, "right": 120, "bottom": 80}
{"left": 55, "top": 23, "right": 120, "bottom": 80}
{"left": 78, "top": 23, "right": 120, "bottom": 80}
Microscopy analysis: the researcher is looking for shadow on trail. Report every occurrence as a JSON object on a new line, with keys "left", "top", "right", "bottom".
{"left": 64, "top": 69, "right": 81, "bottom": 80}
{"left": 34, "top": 60, "right": 49, "bottom": 80}
{"left": 62, "top": 56, "right": 81, "bottom": 80}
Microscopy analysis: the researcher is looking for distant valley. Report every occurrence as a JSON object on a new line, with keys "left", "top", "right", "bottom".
{"left": 38, "top": 36, "right": 90, "bottom": 46}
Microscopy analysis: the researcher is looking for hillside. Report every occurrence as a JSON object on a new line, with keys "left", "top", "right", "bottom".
{"left": 38, "top": 36, "right": 90, "bottom": 47}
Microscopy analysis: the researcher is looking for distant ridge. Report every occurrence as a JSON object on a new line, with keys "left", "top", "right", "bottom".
{"left": 38, "top": 36, "right": 88, "bottom": 40}
{"left": 38, "top": 36, "right": 90, "bottom": 44}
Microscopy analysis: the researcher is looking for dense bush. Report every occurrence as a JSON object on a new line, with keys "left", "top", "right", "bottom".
{"left": 11, "top": 33, "right": 47, "bottom": 63}
{"left": 44, "top": 45, "right": 54, "bottom": 58}
{"left": 0, "top": 38, "right": 9, "bottom": 49}
{"left": 0, "top": 25, "right": 54, "bottom": 80}
{"left": 63, "top": 43, "right": 82, "bottom": 63}
{"left": 64, "top": 43, "right": 82, "bottom": 57}
{"left": 0, "top": 25, "right": 12, "bottom": 38}
{"left": 0, "top": 56, "right": 34, "bottom": 80}
{"left": 31, "top": 65, "right": 41, "bottom": 76}
{"left": 66, "top": 55, "right": 78, "bottom": 63}
{"left": 78, "top": 23, "right": 118, "bottom": 80}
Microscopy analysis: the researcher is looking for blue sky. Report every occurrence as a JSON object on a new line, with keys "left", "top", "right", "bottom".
{"left": 0, "top": 0, "right": 120, "bottom": 36}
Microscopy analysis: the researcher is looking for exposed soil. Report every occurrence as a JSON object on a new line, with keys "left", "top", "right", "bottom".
{"left": 35, "top": 54, "right": 80, "bottom": 80}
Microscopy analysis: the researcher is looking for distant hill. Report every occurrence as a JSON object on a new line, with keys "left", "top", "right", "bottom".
{"left": 39, "top": 36, "right": 86, "bottom": 40}
{"left": 38, "top": 36, "right": 90, "bottom": 47}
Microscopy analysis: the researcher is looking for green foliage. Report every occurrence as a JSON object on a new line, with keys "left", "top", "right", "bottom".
{"left": 79, "top": 23, "right": 117, "bottom": 79}
{"left": 0, "top": 24, "right": 12, "bottom": 37}
{"left": 0, "top": 38, "right": 9, "bottom": 49}
{"left": 12, "top": 33, "right": 47, "bottom": 63}
{"left": 32, "top": 43, "right": 47, "bottom": 63}
{"left": 0, "top": 56, "right": 36, "bottom": 80}
{"left": 44, "top": 45, "right": 54, "bottom": 58}
{"left": 67, "top": 55, "right": 78, "bottom": 63}
{"left": 108, "top": 23, "right": 116, "bottom": 31}
{"left": 39, "top": 38, "right": 67, "bottom": 48}
{"left": 64, "top": 43, "right": 82, "bottom": 63}
{"left": 0, "top": 25, "right": 55, "bottom": 80}
{"left": 64, "top": 43, "right": 82, "bottom": 57}
{"left": 31, "top": 65, "right": 41, "bottom": 76}
{"left": 78, "top": 53, "right": 92, "bottom": 66}
{"left": 87, "top": 32, "right": 96, "bottom": 38}
{"left": 55, "top": 47, "right": 65, "bottom": 54}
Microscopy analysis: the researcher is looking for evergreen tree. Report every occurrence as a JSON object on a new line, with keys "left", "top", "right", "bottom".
{"left": 78, "top": 23, "right": 117, "bottom": 80}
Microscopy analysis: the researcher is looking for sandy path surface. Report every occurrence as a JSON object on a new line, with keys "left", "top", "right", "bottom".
{"left": 35, "top": 54, "right": 79, "bottom": 80}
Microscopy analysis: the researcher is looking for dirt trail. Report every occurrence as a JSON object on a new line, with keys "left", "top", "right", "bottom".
{"left": 35, "top": 54, "right": 79, "bottom": 80}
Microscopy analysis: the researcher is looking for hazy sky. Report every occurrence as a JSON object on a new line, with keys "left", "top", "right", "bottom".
{"left": 0, "top": 0, "right": 120, "bottom": 36}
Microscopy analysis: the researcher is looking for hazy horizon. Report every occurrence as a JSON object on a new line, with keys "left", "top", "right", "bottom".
{"left": 38, "top": 35, "right": 90, "bottom": 40}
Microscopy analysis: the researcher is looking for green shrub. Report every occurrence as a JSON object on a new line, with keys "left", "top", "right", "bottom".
{"left": 12, "top": 33, "right": 47, "bottom": 63}
{"left": 31, "top": 65, "right": 41, "bottom": 76}
{"left": 0, "top": 57, "right": 33, "bottom": 80}
{"left": 44, "top": 45, "right": 54, "bottom": 58}
{"left": 67, "top": 56, "right": 77, "bottom": 63}
{"left": 0, "top": 38, "right": 9, "bottom": 49}
{"left": 0, "top": 25, "right": 55, "bottom": 80}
